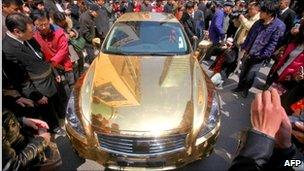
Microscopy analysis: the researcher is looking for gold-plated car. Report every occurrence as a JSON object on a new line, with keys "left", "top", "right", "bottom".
{"left": 65, "top": 12, "right": 221, "bottom": 170}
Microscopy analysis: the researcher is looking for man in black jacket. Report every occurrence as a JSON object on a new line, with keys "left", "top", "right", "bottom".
{"left": 79, "top": 3, "right": 99, "bottom": 64}
{"left": 164, "top": 0, "right": 174, "bottom": 14}
{"left": 229, "top": 89, "right": 304, "bottom": 171}
{"left": 95, "top": 0, "right": 111, "bottom": 42}
{"left": 278, "top": 0, "right": 296, "bottom": 45}
{"left": 180, "top": 2, "right": 198, "bottom": 48}
{"left": 3, "top": 13, "right": 64, "bottom": 134}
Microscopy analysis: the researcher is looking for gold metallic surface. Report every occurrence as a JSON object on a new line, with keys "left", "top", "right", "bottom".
{"left": 66, "top": 12, "right": 221, "bottom": 170}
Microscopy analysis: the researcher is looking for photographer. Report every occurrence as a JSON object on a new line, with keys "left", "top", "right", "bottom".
{"left": 229, "top": 89, "right": 304, "bottom": 171}
{"left": 232, "top": 1, "right": 285, "bottom": 98}
{"left": 2, "top": 109, "right": 62, "bottom": 171}
{"left": 234, "top": 1, "right": 260, "bottom": 73}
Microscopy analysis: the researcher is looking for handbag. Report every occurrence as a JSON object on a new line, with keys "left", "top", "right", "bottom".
{"left": 70, "top": 36, "right": 86, "bottom": 52}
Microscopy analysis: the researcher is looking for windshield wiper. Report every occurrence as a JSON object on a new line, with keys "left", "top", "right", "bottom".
{"left": 102, "top": 51, "right": 187, "bottom": 56}
{"left": 126, "top": 52, "right": 180, "bottom": 56}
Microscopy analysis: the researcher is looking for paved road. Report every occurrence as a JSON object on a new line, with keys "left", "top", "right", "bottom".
{"left": 56, "top": 61, "right": 271, "bottom": 171}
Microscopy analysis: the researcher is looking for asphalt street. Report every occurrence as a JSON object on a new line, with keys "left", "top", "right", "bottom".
{"left": 56, "top": 60, "right": 271, "bottom": 171}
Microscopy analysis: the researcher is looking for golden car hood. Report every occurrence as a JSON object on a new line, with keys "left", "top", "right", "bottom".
{"left": 83, "top": 53, "right": 196, "bottom": 135}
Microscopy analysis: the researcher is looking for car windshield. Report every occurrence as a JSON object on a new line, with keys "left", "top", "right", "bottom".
{"left": 102, "top": 21, "right": 190, "bottom": 56}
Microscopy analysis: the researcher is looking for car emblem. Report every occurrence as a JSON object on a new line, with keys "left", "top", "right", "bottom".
{"left": 133, "top": 141, "right": 150, "bottom": 154}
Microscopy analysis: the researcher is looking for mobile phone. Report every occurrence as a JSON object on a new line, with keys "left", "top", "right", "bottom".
{"left": 295, "top": 23, "right": 301, "bottom": 29}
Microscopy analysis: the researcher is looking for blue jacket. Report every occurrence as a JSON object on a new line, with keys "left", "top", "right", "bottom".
{"left": 241, "top": 17, "right": 286, "bottom": 59}
{"left": 209, "top": 8, "right": 225, "bottom": 44}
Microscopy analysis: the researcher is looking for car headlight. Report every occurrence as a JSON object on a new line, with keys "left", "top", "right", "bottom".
{"left": 66, "top": 92, "right": 86, "bottom": 136}
{"left": 195, "top": 93, "right": 220, "bottom": 145}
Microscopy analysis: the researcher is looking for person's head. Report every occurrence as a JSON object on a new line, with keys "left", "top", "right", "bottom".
{"left": 156, "top": 0, "right": 163, "bottom": 6}
{"left": 96, "top": 0, "right": 105, "bottom": 6}
{"left": 52, "top": 11, "right": 68, "bottom": 29}
{"left": 185, "top": 2, "right": 194, "bottom": 15}
{"left": 223, "top": 2, "right": 234, "bottom": 15}
{"left": 32, "top": 0, "right": 45, "bottom": 11}
{"left": 235, "top": 0, "right": 241, "bottom": 7}
{"left": 194, "top": 2, "right": 198, "bottom": 11}
{"left": 2, "top": 0, "right": 23, "bottom": 15}
{"left": 31, "top": 11, "right": 51, "bottom": 36}
{"left": 247, "top": 1, "right": 260, "bottom": 18}
{"left": 143, "top": 0, "right": 150, "bottom": 5}
{"left": 279, "top": 0, "right": 290, "bottom": 10}
{"left": 3, "top": 109, "right": 21, "bottom": 144}
{"left": 260, "top": 1, "right": 279, "bottom": 21}
{"left": 88, "top": 4, "right": 99, "bottom": 17}
{"left": 5, "top": 13, "right": 34, "bottom": 41}
{"left": 167, "top": 0, "right": 173, "bottom": 5}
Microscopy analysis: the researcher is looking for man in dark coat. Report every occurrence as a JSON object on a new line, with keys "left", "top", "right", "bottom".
{"left": 95, "top": 0, "right": 111, "bottom": 42}
{"left": 79, "top": 3, "right": 99, "bottom": 64}
{"left": 278, "top": 0, "right": 296, "bottom": 45}
{"left": 3, "top": 13, "right": 64, "bottom": 134}
{"left": 180, "top": 2, "right": 197, "bottom": 48}
{"left": 164, "top": 0, "right": 174, "bottom": 13}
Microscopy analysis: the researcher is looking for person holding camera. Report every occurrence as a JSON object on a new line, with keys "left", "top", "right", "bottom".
{"left": 233, "top": 1, "right": 260, "bottom": 74}
{"left": 232, "top": 1, "right": 286, "bottom": 98}
{"left": 229, "top": 89, "right": 304, "bottom": 170}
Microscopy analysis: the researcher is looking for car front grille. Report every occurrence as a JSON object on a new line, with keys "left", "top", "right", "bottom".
{"left": 97, "top": 133, "right": 186, "bottom": 157}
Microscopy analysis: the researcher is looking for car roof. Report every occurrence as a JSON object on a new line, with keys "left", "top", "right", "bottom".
{"left": 116, "top": 12, "right": 180, "bottom": 23}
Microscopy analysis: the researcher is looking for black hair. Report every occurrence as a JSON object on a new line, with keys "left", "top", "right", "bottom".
{"left": 3, "top": 0, "right": 24, "bottom": 7}
{"left": 260, "top": 1, "right": 279, "bottom": 17}
{"left": 5, "top": 13, "right": 33, "bottom": 32}
{"left": 185, "top": 2, "right": 194, "bottom": 9}
{"left": 248, "top": 1, "right": 259, "bottom": 7}
{"left": 30, "top": 11, "right": 50, "bottom": 22}
{"left": 52, "top": 11, "right": 66, "bottom": 24}
{"left": 31, "top": 0, "right": 44, "bottom": 10}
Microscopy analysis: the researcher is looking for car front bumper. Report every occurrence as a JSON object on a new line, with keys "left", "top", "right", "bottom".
{"left": 66, "top": 123, "right": 220, "bottom": 170}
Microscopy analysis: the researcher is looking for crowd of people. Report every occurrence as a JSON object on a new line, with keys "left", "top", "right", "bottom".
{"left": 1, "top": 0, "right": 304, "bottom": 170}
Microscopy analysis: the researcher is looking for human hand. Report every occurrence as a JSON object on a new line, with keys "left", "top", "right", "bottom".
{"left": 251, "top": 89, "right": 284, "bottom": 138}
{"left": 275, "top": 110, "right": 292, "bottom": 149}
{"left": 292, "top": 121, "right": 304, "bottom": 143}
{"left": 239, "top": 14, "right": 245, "bottom": 21}
{"left": 38, "top": 131, "right": 51, "bottom": 145}
{"left": 291, "top": 27, "right": 299, "bottom": 36}
{"left": 16, "top": 97, "right": 34, "bottom": 107}
{"left": 69, "top": 31, "right": 76, "bottom": 38}
{"left": 65, "top": 9, "right": 71, "bottom": 15}
{"left": 37, "top": 96, "right": 48, "bottom": 105}
{"left": 23, "top": 117, "right": 49, "bottom": 130}
{"left": 55, "top": 75, "right": 61, "bottom": 83}
{"left": 192, "top": 36, "right": 198, "bottom": 40}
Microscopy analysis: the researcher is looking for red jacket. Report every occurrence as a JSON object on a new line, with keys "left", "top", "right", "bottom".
{"left": 133, "top": 3, "right": 141, "bottom": 12}
{"left": 271, "top": 42, "right": 304, "bottom": 81}
{"left": 34, "top": 24, "right": 73, "bottom": 72}
{"left": 152, "top": 5, "right": 164, "bottom": 13}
